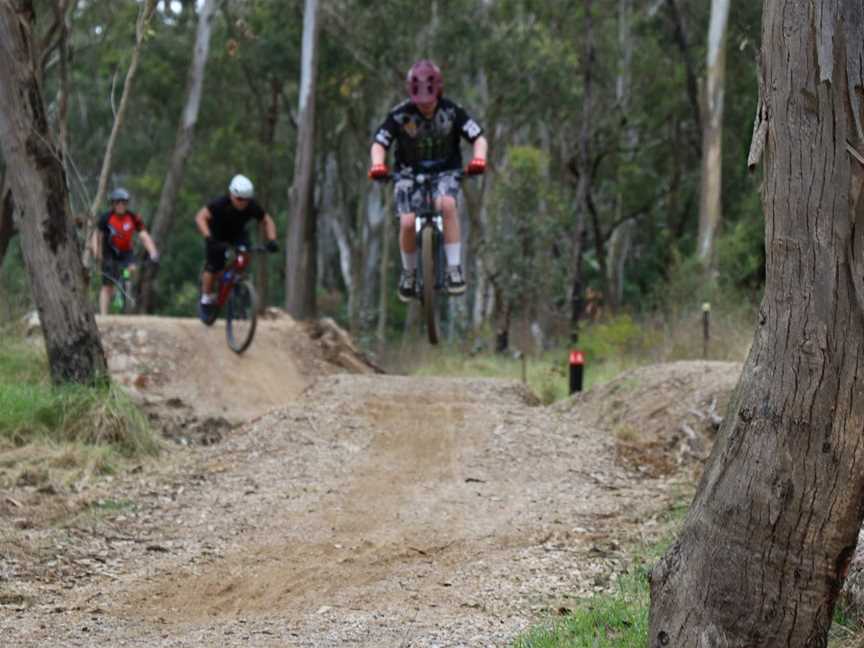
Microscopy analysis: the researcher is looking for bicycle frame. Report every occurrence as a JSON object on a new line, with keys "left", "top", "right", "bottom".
{"left": 392, "top": 167, "right": 459, "bottom": 293}
{"left": 215, "top": 247, "right": 252, "bottom": 308}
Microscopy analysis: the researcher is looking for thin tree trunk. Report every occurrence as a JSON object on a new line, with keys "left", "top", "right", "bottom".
{"left": 0, "top": 1, "right": 106, "bottom": 384}
{"left": 649, "top": 4, "right": 864, "bottom": 645}
{"left": 608, "top": 0, "right": 634, "bottom": 311}
{"left": 55, "top": 0, "right": 74, "bottom": 162}
{"left": 139, "top": 0, "right": 217, "bottom": 312}
{"left": 87, "top": 0, "right": 156, "bottom": 225}
{"left": 285, "top": 0, "right": 320, "bottom": 319}
{"left": 255, "top": 77, "right": 282, "bottom": 314}
{"left": 570, "top": 0, "right": 593, "bottom": 342}
{"left": 376, "top": 187, "right": 391, "bottom": 346}
{"left": 696, "top": 0, "right": 730, "bottom": 271}
{"left": 664, "top": 0, "right": 702, "bottom": 142}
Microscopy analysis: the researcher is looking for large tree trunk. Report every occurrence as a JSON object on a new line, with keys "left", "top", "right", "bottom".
{"left": 285, "top": 0, "right": 320, "bottom": 319}
{"left": 0, "top": 2, "right": 106, "bottom": 384}
{"left": 696, "top": 0, "right": 730, "bottom": 271}
{"left": 649, "top": 4, "right": 864, "bottom": 645}
{"left": 138, "top": 0, "right": 217, "bottom": 313}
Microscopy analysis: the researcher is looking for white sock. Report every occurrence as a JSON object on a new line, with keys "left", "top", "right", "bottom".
{"left": 445, "top": 243, "right": 461, "bottom": 267}
{"left": 401, "top": 250, "right": 418, "bottom": 272}
{"left": 201, "top": 292, "right": 217, "bottom": 304}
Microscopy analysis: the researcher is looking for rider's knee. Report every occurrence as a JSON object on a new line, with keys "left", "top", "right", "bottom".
{"left": 399, "top": 213, "right": 416, "bottom": 230}
{"left": 437, "top": 196, "right": 457, "bottom": 215}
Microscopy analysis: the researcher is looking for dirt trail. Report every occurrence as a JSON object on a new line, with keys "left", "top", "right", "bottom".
{"left": 0, "top": 315, "right": 742, "bottom": 647}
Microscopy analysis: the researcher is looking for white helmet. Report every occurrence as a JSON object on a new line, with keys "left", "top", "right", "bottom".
{"left": 228, "top": 174, "right": 254, "bottom": 199}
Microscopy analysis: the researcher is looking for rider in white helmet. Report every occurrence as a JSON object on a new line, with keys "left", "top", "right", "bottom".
{"left": 193, "top": 174, "right": 279, "bottom": 323}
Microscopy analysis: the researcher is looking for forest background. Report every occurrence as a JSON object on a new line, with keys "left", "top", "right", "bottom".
{"left": 0, "top": 0, "right": 764, "bottom": 356}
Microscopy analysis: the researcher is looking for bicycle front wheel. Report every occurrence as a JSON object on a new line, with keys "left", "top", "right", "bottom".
{"left": 226, "top": 280, "right": 258, "bottom": 354}
{"left": 421, "top": 226, "right": 439, "bottom": 345}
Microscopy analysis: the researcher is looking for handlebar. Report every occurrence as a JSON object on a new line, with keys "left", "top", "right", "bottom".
{"left": 207, "top": 240, "right": 276, "bottom": 254}
{"left": 375, "top": 168, "right": 466, "bottom": 184}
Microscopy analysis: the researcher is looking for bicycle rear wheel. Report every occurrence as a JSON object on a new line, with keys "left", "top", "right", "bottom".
{"left": 421, "top": 226, "right": 439, "bottom": 345}
{"left": 226, "top": 280, "right": 258, "bottom": 354}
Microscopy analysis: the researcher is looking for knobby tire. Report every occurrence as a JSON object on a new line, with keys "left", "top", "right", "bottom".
{"left": 226, "top": 280, "right": 258, "bottom": 354}
{"left": 421, "top": 226, "right": 439, "bottom": 345}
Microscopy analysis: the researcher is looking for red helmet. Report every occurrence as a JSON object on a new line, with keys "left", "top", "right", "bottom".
{"left": 406, "top": 59, "right": 443, "bottom": 105}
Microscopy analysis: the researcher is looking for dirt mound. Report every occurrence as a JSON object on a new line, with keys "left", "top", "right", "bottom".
{"left": 557, "top": 361, "right": 742, "bottom": 477}
{"left": 97, "top": 312, "right": 379, "bottom": 425}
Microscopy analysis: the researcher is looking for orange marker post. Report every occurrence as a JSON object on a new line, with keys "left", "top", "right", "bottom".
{"left": 569, "top": 350, "right": 585, "bottom": 394}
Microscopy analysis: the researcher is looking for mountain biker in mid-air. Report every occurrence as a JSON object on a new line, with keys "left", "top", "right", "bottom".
{"left": 368, "top": 59, "right": 488, "bottom": 302}
{"left": 91, "top": 188, "right": 159, "bottom": 315}
{"left": 194, "top": 174, "right": 279, "bottom": 323}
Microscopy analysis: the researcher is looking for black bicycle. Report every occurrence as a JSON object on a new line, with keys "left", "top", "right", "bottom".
{"left": 389, "top": 164, "right": 463, "bottom": 345}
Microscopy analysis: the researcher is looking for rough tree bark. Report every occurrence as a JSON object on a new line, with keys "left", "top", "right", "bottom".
{"left": 696, "top": 0, "right": 730, "bottom": 271}
{"left": 0, "top": 174, "right": 16, "bottom": 269}
{"left": 138, "top": 0, "right": 216, "bottom": 312}
{"left": 0, "top": 1, "right": 106, "bottom": 384}
{"left": 649, "top": 3, "right": 864, "bottom": 645}
{"left": 285, "top": 0, "right": 320, "bottom": 319}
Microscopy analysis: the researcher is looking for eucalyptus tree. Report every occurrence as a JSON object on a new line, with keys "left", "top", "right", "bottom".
{"left": 696, "top": 0, "right": 730, "bottom": 273}
{"left": 285, "top": 0, "right": 320, "bottom": 319}
{"left": 138, "top": 0, "right": 218, "bottom": 312}
{"left": 650, "top": 3, "right": 864, "bottom": 644}
{"left": 0, "top": 0, "right": 106, "bottom": 383}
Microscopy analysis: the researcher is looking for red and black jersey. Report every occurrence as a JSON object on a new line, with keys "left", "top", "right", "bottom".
{"left": 98, "top": 210, "right": 146, "bottom": 254}
{"left": 373, "top": 97, "right": 484, "bottom": 172}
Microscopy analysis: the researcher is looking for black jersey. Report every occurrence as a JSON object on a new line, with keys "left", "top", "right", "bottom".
{"left": 373, "top": 97, "right": 484, "bottom": 172}
{"left": 206, "top": 195, "right": 265, "bottom": 243}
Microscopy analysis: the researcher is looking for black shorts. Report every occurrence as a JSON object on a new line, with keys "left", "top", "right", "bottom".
{"left": 101, "top": 250, "right": 134, "bottom": 286}
{"left": 204, "top": 237, "right": 248, "bottom": 273}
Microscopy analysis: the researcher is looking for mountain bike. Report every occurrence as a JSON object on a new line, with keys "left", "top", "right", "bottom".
{"left": 388, "top": 164, "right": 463, "bottom": 345}
{"left": 200, "top": 243, "right": 270, "bottom": 354}
{"left": 100, "top": 255, "right": 156, "bottom": 314}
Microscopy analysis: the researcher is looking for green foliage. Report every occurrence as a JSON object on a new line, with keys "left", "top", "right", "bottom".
{"left": 0, "top": 336, "right": 159, "bottom": 457}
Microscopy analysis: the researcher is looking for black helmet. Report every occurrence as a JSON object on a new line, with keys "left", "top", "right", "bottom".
{"left": 109, "top": 188, "right": 131, "bottom": 202}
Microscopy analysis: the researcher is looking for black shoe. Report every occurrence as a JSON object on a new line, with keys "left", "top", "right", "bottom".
{"left": 198, "top": 301, "right": 216, "bottom": 325}
{"left": 397, "top": 269, "right": 417, "bottom": 303}
{"left": 446, "top": 265, "right": 466, "bottom": 296}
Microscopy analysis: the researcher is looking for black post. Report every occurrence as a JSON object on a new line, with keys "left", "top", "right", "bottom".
{"left": 702, "top": 302, "right": 711, "bottom": 359}
{"left": 569, "top": 349, "right": 584, "bottom": 394}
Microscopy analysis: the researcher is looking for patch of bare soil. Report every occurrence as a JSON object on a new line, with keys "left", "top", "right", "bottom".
{"left": 0, "top": 357, "right": 743, "bottom": 647}
{"left": 558, "top": 361, "right": 742, "bottom": 479}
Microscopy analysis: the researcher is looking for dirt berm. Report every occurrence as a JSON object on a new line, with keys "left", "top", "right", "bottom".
{"left": 97, "top": 312, "right": 381, "bottom": 423}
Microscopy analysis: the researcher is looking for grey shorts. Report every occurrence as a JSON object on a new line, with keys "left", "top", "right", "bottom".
{"left": 394, "top": 170, "right": 461, "bottom": 216}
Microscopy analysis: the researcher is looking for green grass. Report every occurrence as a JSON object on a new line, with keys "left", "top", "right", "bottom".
{"left": 513, "top": 499, "right": 687, "bottom": 648}
{"left": 400, "top": 305, "right": 752, "bottom": 404}
{"left": 0, "top": 334, "right": 160, "bottom": 486}
{"left": 514, "top": 568, "right": 650, "bottom": 648}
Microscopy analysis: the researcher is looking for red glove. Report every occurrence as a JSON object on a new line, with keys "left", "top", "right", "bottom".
{"left": 466, "top": 158, "right": 486, "bottom": 175}
{"left": 368, "top": 164, "right": 390, "bottom": 181}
